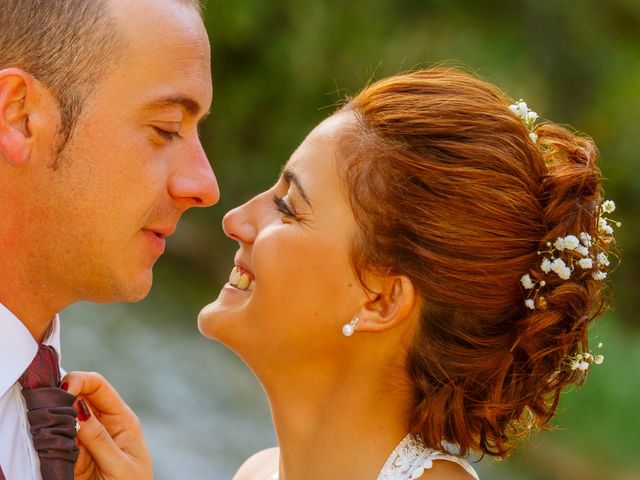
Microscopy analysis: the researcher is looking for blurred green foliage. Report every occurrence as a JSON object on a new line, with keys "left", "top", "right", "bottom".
{"left": 177, "top": 0, "right": 640, "bottom": 322}
{"left": 162, "top": 1, "right": 640, "bottom": 478}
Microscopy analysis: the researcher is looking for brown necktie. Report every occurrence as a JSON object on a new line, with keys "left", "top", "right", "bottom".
{"left": 18, "top": 345, "right": 79, "bottom": 480}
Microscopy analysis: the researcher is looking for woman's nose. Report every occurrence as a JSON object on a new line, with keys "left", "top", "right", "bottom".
{"left": 222, "top": 201, "right": 258, "bottom": 244}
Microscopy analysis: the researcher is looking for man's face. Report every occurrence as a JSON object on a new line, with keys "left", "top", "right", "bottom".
{"left": 30, "top": 0, "right": 218, "bottom": 304}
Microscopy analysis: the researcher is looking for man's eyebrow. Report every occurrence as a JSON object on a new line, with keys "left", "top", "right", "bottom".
{"left": 144, "top": 95, "right": 209, "bottom": 118}
{"left": 282, "top": 169, "right": 312, "bottom": 209}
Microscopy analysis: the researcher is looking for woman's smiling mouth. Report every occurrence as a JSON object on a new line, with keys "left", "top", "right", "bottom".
{"left": 228, "top": 265, "right": 255, "bottom": 291}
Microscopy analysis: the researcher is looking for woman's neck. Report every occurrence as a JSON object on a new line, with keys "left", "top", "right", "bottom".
{"left": 263, "top": 351, "right": 414, "bottom": 480}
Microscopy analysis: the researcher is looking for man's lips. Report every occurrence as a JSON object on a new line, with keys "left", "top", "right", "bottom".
{"left": 142, "top": 226, "right": 175, "bottom": 255}
{"left": 143, "top": 226, "right": 176, "bottom": 238}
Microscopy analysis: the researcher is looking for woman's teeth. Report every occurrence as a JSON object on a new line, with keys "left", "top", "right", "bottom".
{"left": 229, "top": 266, "right": 254, "bottom": 291}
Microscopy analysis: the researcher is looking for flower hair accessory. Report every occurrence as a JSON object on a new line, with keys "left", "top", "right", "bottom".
{"left": 509, "top": 99, "right": 539, "bottom": 143}
{"left": 518, "top": 198, "right": 618, "bottom": 372}
{"left": 520, "top": 199, "right": 619, "bottom": 311}
{"left": 565, "top": 343, "right": 605, "bottom": 372}
{"left": 510, "top": 98, "right": 617, "bottom": 373}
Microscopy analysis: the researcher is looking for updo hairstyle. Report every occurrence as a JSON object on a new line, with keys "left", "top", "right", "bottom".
{"left": 339, "top": 68, "right": 611, "bottom": 457}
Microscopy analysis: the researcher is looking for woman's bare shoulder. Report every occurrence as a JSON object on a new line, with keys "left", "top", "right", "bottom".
{"left": 417, "top": 458, "right": 478, "bottom": 480}
{"left": 233, "top": 447, "right": 280, "bottom": 480}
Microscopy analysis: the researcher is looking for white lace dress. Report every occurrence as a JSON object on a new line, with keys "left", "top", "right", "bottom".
{"left": 270, "top": 433, "right": 479, "bottom": 479}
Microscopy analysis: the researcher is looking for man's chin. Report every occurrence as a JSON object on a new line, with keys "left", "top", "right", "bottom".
{"left": 122, "top": 275, "right": 154, "bottom": 303}
{"left": 90, "top": 271, "right": 154, "bottom": 304}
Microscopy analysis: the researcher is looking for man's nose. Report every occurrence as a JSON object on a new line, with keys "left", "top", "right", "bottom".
{"left": 169, "top": 143, "right": 220, "bottom": 208}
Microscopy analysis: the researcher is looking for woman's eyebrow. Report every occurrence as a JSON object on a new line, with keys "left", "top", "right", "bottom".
{"left": 282, "top": 169, "right": 312, "bottom": 209}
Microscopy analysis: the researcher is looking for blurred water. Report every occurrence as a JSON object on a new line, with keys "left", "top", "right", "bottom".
{"left": 55, "top": 258, "right": 533, "bottom": 480}
{"left": 60, "top": 300, "right": 276, "bottom": 480}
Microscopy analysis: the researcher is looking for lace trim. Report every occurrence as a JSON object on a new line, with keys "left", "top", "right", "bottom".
{"left": 270, "top": 433, "right": 479, "bottom": 480}
{"left": 378, "top": 434, "right": 479, "bottom": 480}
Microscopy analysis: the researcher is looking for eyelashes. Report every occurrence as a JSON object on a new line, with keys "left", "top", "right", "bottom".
{"left": 273, "top": 194, "right": 297, "bottom": 219}
{"left": 152, "top": 126, "right": 183, "bottom": 142}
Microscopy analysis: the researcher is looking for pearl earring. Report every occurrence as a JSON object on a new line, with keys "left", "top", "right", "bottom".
{"left": 342, "top": 316, "right": 359, "bottom": 337}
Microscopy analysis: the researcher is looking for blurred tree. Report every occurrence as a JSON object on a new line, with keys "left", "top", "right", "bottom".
{"left": 150, "top": 2, "right": 640, "bottom": 478}
{"left": 175, "top": 0, "right": 639, "bottom": 317}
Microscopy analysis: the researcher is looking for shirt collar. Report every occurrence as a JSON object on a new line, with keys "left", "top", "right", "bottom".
{"left": 0, "top": 303, "right": 62, "bottom": 397}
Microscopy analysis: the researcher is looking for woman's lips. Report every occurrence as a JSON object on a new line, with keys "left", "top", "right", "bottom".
{"left": 228, "top": 265, "right": 255, "bottom": 291}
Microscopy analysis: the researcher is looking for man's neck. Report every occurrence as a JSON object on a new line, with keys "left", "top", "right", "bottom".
{"left": 18, "top": 314, "right": 55, "bottom": 343}
{"left": 0, "top": 279, "right": 61, "bottom": 343}
{"left": 0, "top": 220, "right": 67, "bottom": 342}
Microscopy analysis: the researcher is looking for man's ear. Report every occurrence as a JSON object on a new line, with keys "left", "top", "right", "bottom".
{"left": 0, "top": 68, "right": 49, "bottom": 166}
{"left": 355, "top": 274, "right": 418, "bottom": 333}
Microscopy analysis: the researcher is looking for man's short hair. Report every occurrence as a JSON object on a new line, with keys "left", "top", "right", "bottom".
{"left": 0, "top": 0, "right": 203, "bottom": 155}
{"left": 0, "top": 0, "right": 125, "bottom": 153}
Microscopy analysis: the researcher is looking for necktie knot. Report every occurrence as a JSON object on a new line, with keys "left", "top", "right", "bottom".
{"left": 19, "top": 345, "right": 61, "bottom": 389}
{"left": 19, "top": 344, "right": 78, "bottom": 480}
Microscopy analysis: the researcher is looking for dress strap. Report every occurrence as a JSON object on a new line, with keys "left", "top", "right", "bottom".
{"left": 377, "top": 433, "right": 480, "bottom": 480}
{"left": 426, "top": 452, "right": 479, "bottom": 480}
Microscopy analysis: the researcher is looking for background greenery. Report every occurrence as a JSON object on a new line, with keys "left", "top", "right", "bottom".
{"left": 67, "top": 1, "right": 640, "bottom": 478}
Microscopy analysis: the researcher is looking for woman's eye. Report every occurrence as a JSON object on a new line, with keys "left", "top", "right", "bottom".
{"left": 273, "top": 194, "right": 297, "bottom": 219}
{"left": 152, "top": 126, "right": 183, "bottom": 141}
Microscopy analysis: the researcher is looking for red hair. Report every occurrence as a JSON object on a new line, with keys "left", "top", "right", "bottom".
{"left": 339, "top": 68, "right": 609, "bottom": 457}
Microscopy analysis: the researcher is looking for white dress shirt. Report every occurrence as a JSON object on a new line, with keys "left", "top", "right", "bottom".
{"left": 0, "top": 302, "right": 63, "bottom": 480}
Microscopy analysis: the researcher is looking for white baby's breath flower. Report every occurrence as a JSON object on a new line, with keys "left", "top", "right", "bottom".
{"left": 575, "top": 245, "right": 589, "bottom": 257}
{"left": 578, "top": 258, "right": 593, "bottom": 269}
{"left": 524, "top": 299, "right": 535, "bottom": 310}
{"left": 598, "top": 217, "right": 614, "bottom": 235}
{"left": 584, "top": 352, "right": 592, "bottom": 361}
{"left": 598, "top": 342, "right": 603, "bottom": 348}
{"left": 592, "top": 271, "right": 607, "bottom": 281}
{"left": 551, "top": 258, "right": 571, "bottom": 279}
{"left": 529, "top": 132, "right": 538, "bottom": 143}
{"left": 540, "top": 257, "right": 552, "bottom": 273}
{"left": 521, "top": 274, "right": 535, "bottom": 289}
{"left": 554, "top": 237, "right": 566, "bottom": 251}
{"left": 516, "top": 101, "right": 528, "bottom": 117}
{"left": 527, "top": 111, "right": 539, "bottom": 122}
{"left": 594, "top": 354, "right": 604, "bottom": 365}
{"left": 570, "top": 359, "right": 580, "bottom": 370}
{"left": 539, "top": 280, "right": 546, "bottom": 286}
{"left": 597, "top": 252, "right": 610, "bottom": 267}
{"left": 510, "top": 100, "right": 532, "bottom": 121}
{"left": 563, "top": 235, "right": 580, "bottom": 250}
{"left": 550, "top": 258, "right": 564, "bottom": 270}
{"left": 578, "top": 361, "right": 590, "bottom": 371}
{"left": 602, "top": 200, "right": 616, "bottom": 214}
{"left": 579, "top": 232, "right": 592, "bottom": 247}
{"left": 550, "top": 258, "right": 565, "bottom": 273}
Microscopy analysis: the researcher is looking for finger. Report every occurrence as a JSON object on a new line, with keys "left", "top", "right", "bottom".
{"left": 74, "top": 400, "right": 128, "bottom": 473}
{"left": 73, "top": 445, "right": 93, "bottom": 479}
{"left": 63, "top": 371, "right": 133, "bottom": 416}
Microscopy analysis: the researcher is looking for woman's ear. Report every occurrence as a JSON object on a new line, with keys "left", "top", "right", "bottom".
{"left": 355, "top": 274, "right": 417, "bottom": 333}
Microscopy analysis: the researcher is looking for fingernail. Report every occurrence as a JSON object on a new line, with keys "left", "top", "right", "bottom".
{"left": 77, "top": 399, "right": 91, "bottom": 422}
{"left": 60, "top": 382, "right": 68, "bottom": 392}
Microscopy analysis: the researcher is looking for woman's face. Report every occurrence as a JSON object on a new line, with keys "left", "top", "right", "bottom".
{"left": 198, "top": 112, "right": 368, "bottom": 367}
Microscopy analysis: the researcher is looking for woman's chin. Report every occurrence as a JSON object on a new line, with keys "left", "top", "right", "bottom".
{"left": 197, "top": 300, "right": 228, "bottom": 339}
